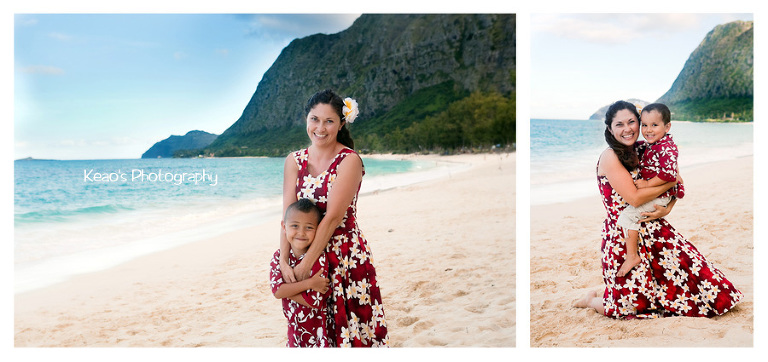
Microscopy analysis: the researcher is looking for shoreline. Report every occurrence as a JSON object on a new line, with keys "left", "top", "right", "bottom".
{"left": 532, "top": 151, "right": 754, "bottom": 206}
{"left": 530, "top": 156, "right": 753, "bottom": 347}
{"left": 13, "top": 153, "right": 476, "bottom": 295}
{"left": 14, "top": 152, "right": 515, "bottom": 347}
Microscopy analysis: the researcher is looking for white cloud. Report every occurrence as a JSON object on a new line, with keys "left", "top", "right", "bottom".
{"left": 173, "top": 51, "right": 188, "bottom": 60}
{"left": 236, "top": 14, "right": 361, "bottom": 42}
{"left": 17, "top": 17, "right": 38, "bottom": 26}
{"left": 18, "top": 65, "right": 64, "bottom": 75}
{"left": 533, "top": 14, "right": 710, "bottom": 44}
{"left": 215, "top": 48, "right": 229, "bottom": 56}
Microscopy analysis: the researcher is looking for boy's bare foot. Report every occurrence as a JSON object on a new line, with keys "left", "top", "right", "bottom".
{"left": 574, "top": 290, "right": 598, "bottom": 308}
{"left": 618, "top": 253, "right": 641, "bottom": 277}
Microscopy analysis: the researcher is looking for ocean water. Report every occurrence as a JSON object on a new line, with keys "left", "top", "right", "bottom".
{"left": 531, "top": 119, "right": 753, "bottom": 205}
{"left": 14, "top": 156, "right": 456, "bottom": 293}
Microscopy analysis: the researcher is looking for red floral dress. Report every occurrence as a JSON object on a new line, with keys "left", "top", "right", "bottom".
{"left": 293, "top": 147, "right": 389, "bottom": 347}
{"left": 269, "top": 249, "right": 330, "bottom": 347}
{"left": 597, "top": 162, "right": 743, "bottom": 318}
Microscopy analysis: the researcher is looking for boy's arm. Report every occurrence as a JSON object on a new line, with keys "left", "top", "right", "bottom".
{"left": 274, "top": 273, "right": 329, "bottom": 309}
{"left": 270, "top": 249, "right": 324, "bottom": 309}
{"left": 274, "top": 279, "right": 316, "bottom": 308}
{"left": 274, "top": 278, "right": 315, "bottom": 299}
{"left": 635, "top": 175, "right": 667, "bottom": 189}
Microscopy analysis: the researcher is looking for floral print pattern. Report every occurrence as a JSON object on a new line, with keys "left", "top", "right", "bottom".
{"left": 639, "top": 134, "right": 685, "bottom": 199}
{"left": 269, "top": 250, "right": 330, "bottom": 347}
{"left": 293, "top": 147, "right": 389, "bottom": 347}
{"left": 597, "top": 167, "right": 742, "bottom": 319}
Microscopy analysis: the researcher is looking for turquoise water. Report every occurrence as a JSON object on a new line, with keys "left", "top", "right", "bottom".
{"left": 531, "top": 119, "right": 753, "bottom": 204}
{"left": 14, "top": 156, "right": 436, "bottom": 292}
{"left": 14, "top": 157, "right": 418, "bottom": 226}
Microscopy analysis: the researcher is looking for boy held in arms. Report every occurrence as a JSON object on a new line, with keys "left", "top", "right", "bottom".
{"left": 617, "top": 103, "right": 685, "bottom": 277}
{"left": 269, "top": 198, "right": 331, "bottom": 347}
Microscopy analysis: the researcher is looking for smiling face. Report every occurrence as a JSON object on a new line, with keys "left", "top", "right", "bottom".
{"left": 640, "top": 109, "right": 671, "bottom": 144}
{"left": 282, "top": 208, "right": 319, "bottom": 256}
{"left": 609, "top": 109, "right": 640, "bottom": 147}
{"left": 306, "top": 103, "right": 343, "bottom": 148}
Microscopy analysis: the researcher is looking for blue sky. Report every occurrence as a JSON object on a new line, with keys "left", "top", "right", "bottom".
{"left": 530, "top": 13, "right": 754, "bottom": 120}
{"left": 14, "top": 14, "right": 360, "bottom": 160}
{"left": 11, "top": 10, "right": 758, "bottom": 158}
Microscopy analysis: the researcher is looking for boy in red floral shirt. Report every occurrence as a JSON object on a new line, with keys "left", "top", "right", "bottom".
{"left": 269, "top": 198, "right": 331, "bottom": 347}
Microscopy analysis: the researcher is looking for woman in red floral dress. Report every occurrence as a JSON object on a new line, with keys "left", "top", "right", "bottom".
{"left": 278, "top": 89, "right": 388, "bottom": 346}
{"left": 576, "top": 100, "right": 743, "bottom": 318}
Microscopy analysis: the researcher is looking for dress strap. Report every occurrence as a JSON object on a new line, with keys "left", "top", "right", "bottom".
{"left": 330, "top": 148, "right": 365, "bottom": 176}
{"left": 293, "top": 148, "right": 309, "bottom": 171}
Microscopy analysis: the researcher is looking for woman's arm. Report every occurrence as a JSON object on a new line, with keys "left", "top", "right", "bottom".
{"left": 279, "top": 154, "right": 300, "bottom": 283}
{"left": 600, "top": 149, "right": 675, "bottom": 207}
{"left": 294, "top": 154, "right": 363, "bottom": 281}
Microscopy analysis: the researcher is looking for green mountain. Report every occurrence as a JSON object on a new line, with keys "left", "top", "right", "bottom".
{"left": 657, "top": 20, "right": 753, "bottom": 122}
{"left": 204, "top": 14, "right": 516, "bottom": 157}
{"left": 141, "top": 130, "right": 218, "bottom": 159}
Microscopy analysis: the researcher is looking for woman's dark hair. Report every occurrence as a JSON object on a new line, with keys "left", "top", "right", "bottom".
{"left": 641, "top": 103, "right": 671, "bottom": 124}
{"left": 604, "top": 100, "right": 640, "bottom": 171}
{"left": 305, "top": 89, "right": 355, "bottom": 149}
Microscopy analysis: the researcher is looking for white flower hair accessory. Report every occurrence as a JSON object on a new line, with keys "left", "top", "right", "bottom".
{"left": 342, "top": 97, "right": 359, "bottom": 124}
{"left": 634, "top": 103, "right": 644, "bottom": 115}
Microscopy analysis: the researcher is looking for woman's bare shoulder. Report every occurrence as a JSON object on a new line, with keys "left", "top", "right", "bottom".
{"left": 597, "top": 148, "right": 619, "bottom": 175}
{"left": 284, "top": 151, "right": 300, "bottom": 170}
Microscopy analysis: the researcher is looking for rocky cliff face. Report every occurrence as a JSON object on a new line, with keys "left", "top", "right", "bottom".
{"left": 207, "top": 14, "right": 516, "bottom": 155}
{"left": 141, "top": 130, "right": 218, "bottom": 158}
{"left": 657, "top": 20, "right": 753, "bottom": 121}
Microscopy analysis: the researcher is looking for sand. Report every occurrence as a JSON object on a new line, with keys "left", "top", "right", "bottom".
{"left": 530, "top": 156, "right": 753, "bottom": 347}
{"left": 13, "top": 152, "right": 515, "bottom": 348}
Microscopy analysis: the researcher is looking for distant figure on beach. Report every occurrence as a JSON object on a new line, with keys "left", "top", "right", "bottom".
{"left": 616, "top": 103, "right": 685, "bottom": 277}
{"left": 278, "top": 89, "right": 389, "bottom": 346}
{"left": 269, "top": 198, "right": 331, "bottom": 347}
{"left": 575, "top": 100, "right": 742, "bottom": 318}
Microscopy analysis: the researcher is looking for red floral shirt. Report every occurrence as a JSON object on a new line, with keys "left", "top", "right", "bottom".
{"left": 638, "top": 134, "right": 684, "bottom": 199}
{"left": 269, "top": 249, "right": 331, "bottom": 347}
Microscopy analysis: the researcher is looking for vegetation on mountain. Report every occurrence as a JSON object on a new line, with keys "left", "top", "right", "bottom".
{"left": 194, "top": 14, "right": 515, "bottom": 157}
{"left": 657, "top": 20, "right": 753, "bottom": 122}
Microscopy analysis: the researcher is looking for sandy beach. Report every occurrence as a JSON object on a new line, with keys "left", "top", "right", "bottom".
{"left": 530, "top": 156, "right": 753, "bottom": 347}
{"left": 14, "top": 152, "right": 515, "bottom": 348}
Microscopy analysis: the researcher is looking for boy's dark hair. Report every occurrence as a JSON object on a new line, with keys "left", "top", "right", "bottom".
{"left": 284, "top": 198, "right": 323, "bottom": 223}
{"left": 641, "top": 103, "right": 671, "bottom": 124}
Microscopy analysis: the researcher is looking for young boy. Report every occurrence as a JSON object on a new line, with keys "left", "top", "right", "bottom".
{"left": 617, "top": 103, "right": 685, "bottom": 277}
{"left": 269, "top": 198, "right": 331, "bottom": 347}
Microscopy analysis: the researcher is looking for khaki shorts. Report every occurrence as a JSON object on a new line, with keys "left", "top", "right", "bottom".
{"left": 617, "top": 195, "right": 672, "bottom": 231}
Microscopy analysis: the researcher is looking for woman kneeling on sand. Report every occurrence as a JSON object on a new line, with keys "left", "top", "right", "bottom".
{"left": 278, "top": 89, "right": 389, "bottom": 346}
{"left": 575, "top": 100, "right": 742, "bottom": 318}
